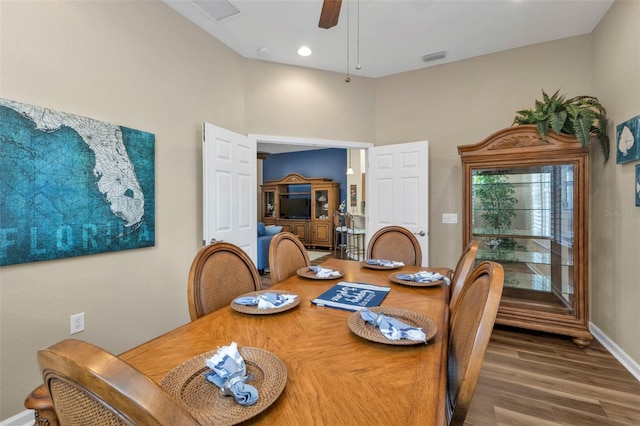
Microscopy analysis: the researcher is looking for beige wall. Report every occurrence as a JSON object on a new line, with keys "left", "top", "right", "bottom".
{"left": 245, "top": 59, "right": 375, "bottom": 142}
{"left": 590, "top": 0, "right": 640, "bottom": 365}
{"left": 1, "top": 0, "right": 637, "bottom": 420}
{"left": 0, "top": 0, "right": 247, "bottom": 418}
{"left": 375, "top": 35, "right": 594, "bottom": 268}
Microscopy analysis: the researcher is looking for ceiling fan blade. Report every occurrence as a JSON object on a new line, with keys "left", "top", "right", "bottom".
{"left": 318, "top": 0, "right": 342, "bottom": 29}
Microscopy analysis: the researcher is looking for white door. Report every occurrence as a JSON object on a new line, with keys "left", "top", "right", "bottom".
{"left": 203, "top": 123, "right": 257, "bottom": 262}
{"left": 367, "top": 141, "right": 429, "bottom": 265}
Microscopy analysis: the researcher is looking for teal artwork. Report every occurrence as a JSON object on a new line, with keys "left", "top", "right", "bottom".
{"left": 0, "top": 99, "right": 155, "bottom": 266}
{"left": 636, "top": 164, "right": 640, "bottom": 207}
{"left": 616, "top": 115, "right": 640, "bottom": 164}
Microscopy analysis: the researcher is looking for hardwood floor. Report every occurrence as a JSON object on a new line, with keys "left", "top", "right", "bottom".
{"left": 260, "top": 251, "right": 640, "bottom": 425}
{"left": 466, "top": 326, "right": 640, "bottom": 426}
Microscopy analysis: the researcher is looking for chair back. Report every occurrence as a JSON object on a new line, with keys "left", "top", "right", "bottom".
{"left": 447, "top": 261, "right": 504, "bottom": 426}
{"left": 37, "top": 339, "right": 198, "bottom": 426}
{"left": 269, "top": 231, "right": 310, "bottom": 285}
{"left": 366, "top": 226, "right": 422, "bottom": 266}
{"left": 333, "top": 211, "right": 348, "bottom": 258}
{"left": 187, "top": 242, "right": 262, "bottom": 321}
{"left": 332, "top": 210, "right": 343, "bottom": 228}
{"left": 448, "top": 240, "right": 480, "bottom": 319}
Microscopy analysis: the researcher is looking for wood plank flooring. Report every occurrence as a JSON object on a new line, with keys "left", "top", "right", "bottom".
{"left": 466, "top": 326, "right": 640, "bottom": 426}
{"left": 261, "top": 251, "right": 640, "bottom": 425}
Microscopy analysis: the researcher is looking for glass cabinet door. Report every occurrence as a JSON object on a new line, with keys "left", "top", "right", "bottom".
{"left": 471, "top": 164, "right": 575, "bottom": 316}
{"left": 314, "top": 188, "right": 330, "bottom": 220}
{"left": 262, "top": 189, "right": 275, "bottom": 219}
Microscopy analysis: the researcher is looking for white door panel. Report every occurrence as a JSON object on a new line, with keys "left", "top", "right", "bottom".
{"left": 203, "top": 123, "right": 257, "bottom": 262}
{"left": 367, "top": 141, "right": 429, "bottom": 265}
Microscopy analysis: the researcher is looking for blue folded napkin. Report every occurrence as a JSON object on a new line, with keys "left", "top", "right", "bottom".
{"left": 308, "top": 265, "right": 341, "bottom": 278}
{"left": 366, "top": 259, "right": 405, "bottom": 267}
{"left": 359, "top": 309, "right": 427, "bottom": 343}
{"left": 204, "top": 342, "right": 258, "bottom": 406}
{"left": 234, "top": 292, "right": 297, "bottom": 309}
{"left": 395, "top": 271, "right": 450, "bottom": 285}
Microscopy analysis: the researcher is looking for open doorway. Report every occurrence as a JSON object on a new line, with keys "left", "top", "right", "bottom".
{"left": 252, "top": 134, "right": 372, "bottom": 211}
{"left": 253, "top": 135, "right": 371, "bottom": 259}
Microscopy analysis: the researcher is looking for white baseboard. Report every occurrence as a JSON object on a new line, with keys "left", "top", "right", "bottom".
{"left": 0, "top": 410, "right": 34, "bottom": 426}
{"left": 590, "top": 322, "right": 640, "bottom": 381}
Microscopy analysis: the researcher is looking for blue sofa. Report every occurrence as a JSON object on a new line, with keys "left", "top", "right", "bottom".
{"left": 257, "top": 222, "right": 282, "bottom": 274}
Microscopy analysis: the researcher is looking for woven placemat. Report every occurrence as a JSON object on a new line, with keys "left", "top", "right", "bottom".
{"left": 160, "top": 347, "right": 287, "bottom": 425}
{"left": 348, "top": 306, "right": 437, "bottom": 345}
{"left": 230, "top": 290, "right": 300, "bottom": 315}
{"left": 359, "top": 261, "right": 403, "bottom": 270}
{"left": 388, "top": 272, "right": 445, "bottom": 287}
{"left": 296, "top": 267, "right": 344, "bottom": 280}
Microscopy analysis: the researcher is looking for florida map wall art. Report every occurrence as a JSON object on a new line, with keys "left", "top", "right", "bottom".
{"left": 0, "top": 98, "right": 155, "bottom": 266}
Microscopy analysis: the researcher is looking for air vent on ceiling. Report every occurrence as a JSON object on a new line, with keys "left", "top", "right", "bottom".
{"left": 194, "top": 0, "right": 240, "bottom": 21}
{"left": 422, "top": 51, "right": 446, "bottom": 62}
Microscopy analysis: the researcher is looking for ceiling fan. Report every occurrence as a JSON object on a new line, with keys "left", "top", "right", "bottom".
{"left": 318, "top": 0, "right": 343, "bottom": 29}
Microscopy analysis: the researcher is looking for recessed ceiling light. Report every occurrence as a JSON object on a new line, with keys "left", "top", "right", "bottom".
{"left": 297, "top": 46, "right": 312, "bottom": 57}
{"left": 258, "top": 47, "right": 271, "bottom": 57}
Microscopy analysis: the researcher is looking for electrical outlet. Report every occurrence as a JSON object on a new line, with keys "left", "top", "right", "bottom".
{"left": 70, "top": 312, "right": 85, "bottom": 335}
{"left": 442, "top": 213, "right": 458, "bottom": 224}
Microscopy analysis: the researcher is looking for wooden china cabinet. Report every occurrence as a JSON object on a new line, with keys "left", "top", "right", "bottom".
{"left": 458, "top": 125, "right": 592, "bottom": 347}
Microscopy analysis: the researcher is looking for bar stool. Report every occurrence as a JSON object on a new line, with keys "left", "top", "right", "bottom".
{"left": 333, "top": 211, "right": 348, "bottom": 259}
{"left": 345, "top": 212, "right": 366, "bottom": 260}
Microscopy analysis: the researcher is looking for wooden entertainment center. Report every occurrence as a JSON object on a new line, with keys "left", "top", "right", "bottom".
{"left": 260, "top": 173, "right": 339, "bottom": 249}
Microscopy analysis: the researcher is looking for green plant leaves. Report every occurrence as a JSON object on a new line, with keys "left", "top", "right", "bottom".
{"left": 512, "top": 89, "right": 610, "bottom": 162}
{"left": 549, "top": 110, "right": 567, "bottom": 134}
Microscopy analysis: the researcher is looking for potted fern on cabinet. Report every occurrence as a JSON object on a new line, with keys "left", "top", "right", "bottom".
{"left": 513, "top": 89, "right": 610, "bottom": 162}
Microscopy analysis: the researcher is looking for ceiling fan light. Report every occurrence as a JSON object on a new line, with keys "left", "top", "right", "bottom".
{"left": 297, "top": 46, "right": 312, "bottom": 57}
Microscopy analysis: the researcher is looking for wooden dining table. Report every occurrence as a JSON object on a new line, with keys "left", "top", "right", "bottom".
{"left": 27, "top": 258, "right": 452, "bottom": 425}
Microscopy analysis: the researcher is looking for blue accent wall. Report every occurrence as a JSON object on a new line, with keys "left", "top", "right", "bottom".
{"left": 262, "top": 148, "right": 347, "bottom": 203}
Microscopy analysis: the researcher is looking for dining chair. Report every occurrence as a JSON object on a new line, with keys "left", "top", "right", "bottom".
{"left": 269, "top": 231, "right": 311, "bottom": 285}
{"left": 447, "top": 261, "right": 504, "bottom": 426}
{"left": 187, "top": 241, "right": 262, "bottom": 321}
{"left": 366, "top": 225, "right": 422, "bottom": 266}
{"left": 37, "top": 338, "right": 199, "bottom": 426}
{"left": 448, "top": 240, "right": 480, "bottom": 319}
{"left": 333, "top": 210, "right": 348, "bottom": 259}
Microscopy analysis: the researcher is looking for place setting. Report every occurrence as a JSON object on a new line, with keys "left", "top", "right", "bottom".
{"left": 160, "top": 342, "right": 287, "bottom": 425}
{"left": 296, "top": 265, "right": 344, "bottom": 280}
{"left": 231, "top": 290, "right": 300, "bottom": 315}
{"left": 388, "top": 270, "right": 451, "bottom": 287}
{"left": 359, "top": 258, "right": 405, "bottom": 270}
{"left": 347, "top": 306, "right": 438, "bottom": 346}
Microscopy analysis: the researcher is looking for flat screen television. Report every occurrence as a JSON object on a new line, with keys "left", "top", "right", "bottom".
{"left": 280, "top": 197, "right": 311, "bottom": 218}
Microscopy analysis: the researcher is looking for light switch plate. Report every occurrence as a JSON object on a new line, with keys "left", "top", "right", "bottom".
{"left": 442, "top": 213, "right": 458, "bottom": 224}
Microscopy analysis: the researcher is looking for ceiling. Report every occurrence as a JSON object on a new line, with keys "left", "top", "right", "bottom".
{"left": 163, "top": 0, "right": 614, "bottom": 153}
{"left": 164, "top": 0, "right": 613, "bottom": 79}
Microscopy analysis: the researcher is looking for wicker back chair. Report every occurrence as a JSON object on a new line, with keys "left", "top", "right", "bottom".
{"left": 37, "top": 339, "right": 198, "bottom": 426}
{"left": 366, "top": 226, "right": 422, "bottom": 266}
{"left": 187, "top": 242, "right": 262, "bottom": 321}
{"left": 448, "top": 240, "right": 480, "bottom": 320}
{"left": 269, "top": 231, "right": 310, "bottom": 285}
{"left": 447, "top": 261, "right": 504, "bottom": 426}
